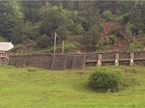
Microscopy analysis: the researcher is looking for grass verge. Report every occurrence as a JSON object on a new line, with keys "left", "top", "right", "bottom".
{"left": 0, "top": 65, "right": 145, "bottom": 108}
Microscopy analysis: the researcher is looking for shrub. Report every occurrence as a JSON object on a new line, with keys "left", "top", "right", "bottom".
{"left": 128, "top": 41, "right": 143, "bottom": 51}
{"left": 37, "top": 34, "right": 52, "bottom": 48}
{"left": 110, "top": 25, "right": 124, "bottom": 38}
{"left": 103, "top": 10, "right": 115, "bottom": 21}
{"left": 0, "top": 36, "right": 7, "bottom": 42}
{"left": 114, "top": 12, "right": 130, "bottom": 22}
{"left": 73, "top": 23, "right": 85, "bottom": 35}
{"left": 95, "top": 44, "right": 102, "bottom": 52}
{"left": 124, "top": 28, "right": 132, "bottom": 39}
{"left": 109, "top": 34, "right": 117, "bottom": 44}
{"left": 125, "top": 22, "right": 136, "bottom": 32}
{"left": 89, "top": 68, "right": 123, "bottom": 91}
{"left": 105, "top": 38, "right": 112, "bottom": 45}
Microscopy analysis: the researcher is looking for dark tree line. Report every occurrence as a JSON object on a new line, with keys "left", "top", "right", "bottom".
{"left": 0, "top": 1, "right": 145, "bottom": 49}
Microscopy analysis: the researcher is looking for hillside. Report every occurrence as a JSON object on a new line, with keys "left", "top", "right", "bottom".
{"left": 1, "top": 1, "right": 145, "bottom": 53}
{"left": 97, "top": 21, "right": 143, "bottom": 52}
{"left": 10, "top": 21, "right": 142, "bottom": 53}
{"left": 101, "top": 21, "right": 128, "bottom": 52}
{"left": 10, "top": 20, "right": 144, "bottom": 54}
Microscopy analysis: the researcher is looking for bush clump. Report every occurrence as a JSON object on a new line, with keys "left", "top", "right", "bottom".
{"left": 37, "top": 34, "right": 52, "bottom": 48}
{"left": 109, "top": 34, "right": 117, "bottom": 44}
{"left": 110, "top": 25, "right": 124, "bottom": 38}
{"left": 89, "top": 68, "right": 123, "bottom": 92}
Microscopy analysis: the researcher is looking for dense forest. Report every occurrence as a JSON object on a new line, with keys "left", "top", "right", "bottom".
{"left": 1, "top": 1, "right": 145, "bottom": 53}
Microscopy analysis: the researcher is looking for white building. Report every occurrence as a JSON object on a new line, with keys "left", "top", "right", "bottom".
{"left": 0, "top": 42, "right": 14, "bottom": 52}
{"left": 0, "top": 42, "right": 14, "bottom": 65}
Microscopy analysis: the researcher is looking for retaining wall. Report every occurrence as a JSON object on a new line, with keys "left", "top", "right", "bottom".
{"left": 8, "top": 51, "right": 145, "bottom": 70}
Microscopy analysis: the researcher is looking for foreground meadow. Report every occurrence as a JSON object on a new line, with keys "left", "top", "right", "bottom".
{"left": 0, "top": 65, "right": 145, "bottom": 108}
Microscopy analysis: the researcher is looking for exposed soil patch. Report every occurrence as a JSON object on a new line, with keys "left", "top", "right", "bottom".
{"left": 101, "top": 21, "right": 126, "bottom": 40}
{"left": 69, "top": 21, "right": 139, "bottom": 52}
{"left": 108, "top": 37, "right": 129, "bottom": 51}
{"left": 101, "top": 21, "right": 138, "bottom": 52}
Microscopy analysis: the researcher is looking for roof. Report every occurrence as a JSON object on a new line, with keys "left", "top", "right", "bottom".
{"left": 0, "top": 42, "right": 14, "bottom": 51}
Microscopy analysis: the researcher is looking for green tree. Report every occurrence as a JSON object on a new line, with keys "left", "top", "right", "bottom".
{"left": 109, "top": 34, "right": 117, "bottom": 44}
{"left": 37, "top": 34, "right": 52, "bottom": 48}
{"left": 83, "top": 25, "right": 102, "bottom": 50}
{"left": 110, "top": 25, "right": 124, "bottom": 38}
{"left": 103, "top": 10, "right": 115, "bottom": 21}
{"left": 12, "top": 20, "right": 40, "bottom": 44}
{"left": 40, "top": 6, "right": 72, "bottom": 41}
{"left": 73, "top": 23, "right": 84, "bottom": 35}
{"left": 0, "top": 1, "right": 23, "bottom": 41}
{"left": 128, "top": 5, "right": 143, "bottom": 34}
{"left": 55, "top": 26, "right": 70, "bottom": 40}
{"left": 21, "top": 1, "right": 43, "bottom": 23}
{"left": 40, "top": 8, "right": 59, "bottom": 36}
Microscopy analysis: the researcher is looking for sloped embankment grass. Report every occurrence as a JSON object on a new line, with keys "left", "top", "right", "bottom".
{"left": 0, "top": 65, "right": 145, "bottom": 108}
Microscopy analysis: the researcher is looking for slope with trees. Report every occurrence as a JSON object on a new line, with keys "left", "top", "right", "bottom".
{"left": 0, "top": 1, "right": 145, "bottom": 53}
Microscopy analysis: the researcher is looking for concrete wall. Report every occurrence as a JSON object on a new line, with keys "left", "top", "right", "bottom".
{"left": 8, "top": 51, "right": 145, "bottom": 70}
{"left": 66, "top": 55, "right": 74, "bottom": 69}
{"left": 50, "top": 55, "right": 67, "bottom": 70}
{"left": 134, "top": 51, "right": 145, "bottom": 65}
{"left": 119, "top": 52, "right": 130, "bottom": 58}
{"left": 102, "top": 52, "right": 115, "bottom": 59}
{"left": 71, "top": 55, "right": 86, "bottom": 70}
{"left": 9, "top": 54, "right": 52, "bottom": 69}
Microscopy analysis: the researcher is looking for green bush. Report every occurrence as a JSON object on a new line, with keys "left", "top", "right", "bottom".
{"left": 125, "top": 22, "right": 136, "bottom": 32}
{"left": 124, "top": 28, "right": 132, "bottom": 39}
{"left": 95, "top": 44, "right": 102, "bottom": 52}
{"left": 105, "top": 38, "right": 112, "bottom": 45}
{"left": 73, "top": 23, "right": 85, "bottom": 35}
{"left": 89, "top": 68, "right": 123, "bottom": 91}
{"left": 128, "top": 41, "right": 143, "bottom": 51}
{"left": 103, "top": 10, "right": 115, "bottom": 21}
{"left": 109, "top": 34, "right": 117, "bottom": 44}
{"left": 110, "top": 25, "right": 124, "bottom": 38}
{"left": 114, "top": 12, "right": 130, "bottom": 22}
{"left": 0, "top": 36, "right": 7, "bottom": 42}
{"left": 37, "top": 34, "right": 52, "bottom": 48}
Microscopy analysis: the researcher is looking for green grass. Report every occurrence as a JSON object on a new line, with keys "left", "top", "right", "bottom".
{"left": 0, "top": 65, "right": 145, "bottom": 108}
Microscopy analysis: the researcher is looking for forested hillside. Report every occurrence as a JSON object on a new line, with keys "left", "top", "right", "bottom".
{"left": 1, "top": 1, "right": 145, "bottom": 53}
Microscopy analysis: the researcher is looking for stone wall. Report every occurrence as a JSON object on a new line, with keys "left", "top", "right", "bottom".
{"left": 86, "top": 53, "right": 98, "bottom": 60}
{"left": 134, "top": 51, "right": 145, "bottom": 58}
{"left": 9, "top": 54, "right": 52, "bottom": 69}
{"left": 119, "top": 52, "right": 130, "bottom": 58}
{"left": 102, "top": 52, "right": 115, "bottom": 59}
{"left": 50, "top": 55, "right": 67, "bottom": 70}
{"left": 71, "top": 55, "right": 86, "bottom": 70}
{"left": 66, "top": 55, "right": 74, "bottom": 69}
{"left": 8, "top": 51, "right": 145, "bottom": 70}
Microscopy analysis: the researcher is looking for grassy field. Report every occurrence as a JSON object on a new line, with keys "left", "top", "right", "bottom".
{"left": 0, "top": 65, "right": 145, "bottom": 108}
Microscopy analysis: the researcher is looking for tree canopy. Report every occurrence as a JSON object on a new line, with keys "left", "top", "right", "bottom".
{"left": 0, "top": 1, "right": 145, "bottom": 51}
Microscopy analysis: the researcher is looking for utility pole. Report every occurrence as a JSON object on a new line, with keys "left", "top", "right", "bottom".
{"left": 54, "top": 32, "right": 56, "bottom": 54}
{"left": 54, "top": 32, "right": 64, "bottom": 54}
{"left": 62, "top": 41, "right": 64, "bottom": 54}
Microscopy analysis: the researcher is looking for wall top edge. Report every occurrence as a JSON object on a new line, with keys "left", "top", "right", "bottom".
{"left": 8, "top": 51, "right": 145, "bottom": 56}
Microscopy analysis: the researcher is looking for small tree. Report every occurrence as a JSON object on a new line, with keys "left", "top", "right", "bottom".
{"left": 103, "top": 10, "right": 115, "bottom": 21}
{"left": 109, "top": 34, "right": 117, "bottom": 44}
{"left": 89, "top": 68, "right": 123, "bottom": 92}
{"left": 37, "top": 34, "right": 51, "bottom": 48}
{"left": 110, "top": 25, "right": 124, "bottom": 38}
